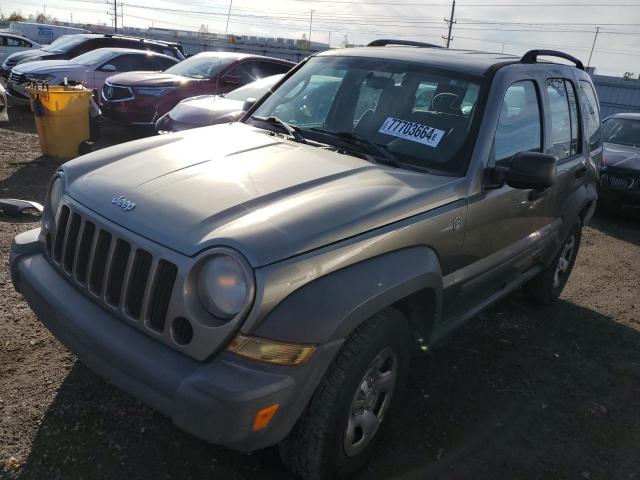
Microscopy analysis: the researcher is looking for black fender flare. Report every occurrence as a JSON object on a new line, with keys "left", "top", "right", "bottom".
{"left": 252, "top": 246, "right": 443, "bottom": 345}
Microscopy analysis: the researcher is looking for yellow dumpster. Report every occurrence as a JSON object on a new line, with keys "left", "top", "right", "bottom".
{"left": 27, "top": 84, "right": 92, "bottom": 159}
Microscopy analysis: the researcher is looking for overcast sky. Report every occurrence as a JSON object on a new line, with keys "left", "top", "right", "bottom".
{"left": 2, "top": 0, "right": 639, "bottom": 76}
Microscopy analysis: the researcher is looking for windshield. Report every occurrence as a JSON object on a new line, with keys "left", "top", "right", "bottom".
{"left": 43, "top": 35, "right": 87, "bottom": 53}
{"left": 250, "top": 56, "right": 481, "bottom": 174}
{"left": 71, "top": 49, "right": 114, "bottom": 66}
{"left": 603, "top": 117, "right": 640, "bottom": 148}
{"left": 225, "top": 74, "right": 283, "bottom": 101}
{"left": 164, "top": 55, "right": 235, "bottom": 79}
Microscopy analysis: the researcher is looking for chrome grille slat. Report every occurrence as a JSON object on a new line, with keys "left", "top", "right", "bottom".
{"left": 126, "top": 249, "right": 153, "bottom": 319}
{"left": 118, "top": 247, "right": 139, "bottom": 311}
{"left": 46, "top": 204, "right": 178, "bottom": 335}
{"left": 100, "top": 237, "right": 118, "bottom": 300}
{"left": 138, "top": 259, "right": 159, "bottom": 324}
{"left": 62, "top": 213, "right": 82, "bottom": 273}
{"left": 600, "top": 173, "right": 636, "bottom": 191}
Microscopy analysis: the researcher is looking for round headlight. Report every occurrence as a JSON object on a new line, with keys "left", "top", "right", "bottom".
{"left": 197, "top": 254, "right": 250, "bottom": 319}
{"left": 49, "top": 176, "right": 64, "bottom": 216}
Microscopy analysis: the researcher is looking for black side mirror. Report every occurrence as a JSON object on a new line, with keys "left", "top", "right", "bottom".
{"left": 242, "top": 97, "right": 257, "bottom": 112}
{"left": 222, "top": 74, "right": 242, "bottom": 86}
{"left": 489, "top": 151, "right": 557, "bottom": 190}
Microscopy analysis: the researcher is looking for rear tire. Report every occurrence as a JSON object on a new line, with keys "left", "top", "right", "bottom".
{"left": 279, "top": 308, "right": 410, "bottom": 480}
{"left": 523, "top": 222, "right": 582, "bottom": 304}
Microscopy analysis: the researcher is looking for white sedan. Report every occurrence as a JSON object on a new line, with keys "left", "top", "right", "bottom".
{"left": 0, "top": 33, "right": 40, "bottom": 64}
{"left": 6, "top": 47, "right": 179, "bottom": 104}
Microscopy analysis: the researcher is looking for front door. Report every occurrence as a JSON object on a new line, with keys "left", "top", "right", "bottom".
{"left": 446, "top": 78, "right": 558, "bottom": 318}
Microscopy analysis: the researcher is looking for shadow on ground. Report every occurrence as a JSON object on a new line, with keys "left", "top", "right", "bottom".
{"left": 15, "top": 294, "right": 640, "bottom": 480}
{"left": 590, "top": 210, "right": 639, "bottom": 247}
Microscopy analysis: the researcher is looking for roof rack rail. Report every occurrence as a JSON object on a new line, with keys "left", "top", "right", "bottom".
{"left": 367, "top": 39, "right": 442, "bottom": 48}
{"left": 521, "top": 49, "right": 584, "bottom": 71}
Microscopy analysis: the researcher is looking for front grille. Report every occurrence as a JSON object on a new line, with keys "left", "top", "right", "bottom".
{"left": 102, "top": 83, "right": 133, "bottom": 102}
{"left": 9, "top": 71, "right": 26, "bottom": 84}
{"left": 48, "top": 205, "right": 177, "bottom": 332}
{"left": 600, "top": 173, "right": 637, "bottom": 191}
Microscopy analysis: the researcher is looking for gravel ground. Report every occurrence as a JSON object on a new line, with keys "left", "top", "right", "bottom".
{"left": 1, "top": 104, "right": 639, "bottom": 480}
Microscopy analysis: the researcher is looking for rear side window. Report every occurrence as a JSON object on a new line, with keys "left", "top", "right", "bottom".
{"left": 494, "top": 80, "right": 542, "bottom": 165}
{"left": 151, "top": 56, "right": 178, "bottom": 71}
{"left": 103, "top": 54, "right": 145, "bottom": 72}
{"left": 258, "top": 61, "right": 292, "bottom": 77}
{"left": 578, "top": 80, "right": 602, "bottom": 151}
{"left": 565, "top": 80, "right": 581, "bottom": 156}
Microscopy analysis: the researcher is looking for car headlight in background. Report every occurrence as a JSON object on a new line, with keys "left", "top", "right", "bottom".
{"left": 197, "top": 253, "right": 252, "bottom": 319}
{"left": 133, "top": 86, "right": 176, "bottom": 97}
{"left": 48, "top": 175, "right": 64, "bottom": 217}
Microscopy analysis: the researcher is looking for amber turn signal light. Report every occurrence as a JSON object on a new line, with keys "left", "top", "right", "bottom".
{"left": 252, "top": 404, "right": 279, "bottom": 432}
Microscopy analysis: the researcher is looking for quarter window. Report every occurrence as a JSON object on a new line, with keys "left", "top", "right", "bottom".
{"left": 494, "top": 80, "right": 542, "bottom": 165}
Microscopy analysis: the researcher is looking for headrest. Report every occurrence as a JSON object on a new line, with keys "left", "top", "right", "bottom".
{"left": 366, "top": 75, "right": 395, "bottom": 90}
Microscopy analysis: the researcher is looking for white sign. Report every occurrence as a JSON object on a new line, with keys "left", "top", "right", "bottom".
{"left": 378, "top": 117, "right": 445, "bottom": 148}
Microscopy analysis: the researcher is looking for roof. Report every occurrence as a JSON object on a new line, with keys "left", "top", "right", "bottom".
{"left": 317, "top": 46, "right": 522, "bottom": 76}
{"left": 192, "top": 51, "right": 294, "bottom": 63}
{"left": 90, "top": 47, "right": 177, "bottom": 58}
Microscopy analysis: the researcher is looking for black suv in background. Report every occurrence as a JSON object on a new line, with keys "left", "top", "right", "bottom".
{"left": 1, "top": 33, "right": 185, "bottom": 77}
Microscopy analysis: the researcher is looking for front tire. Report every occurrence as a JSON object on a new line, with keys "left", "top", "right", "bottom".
{"left": 523, "top": 222, "right": 582, "bottom": 304}
{"left": 279, "top": 308, "right": 410, "bottom": 480}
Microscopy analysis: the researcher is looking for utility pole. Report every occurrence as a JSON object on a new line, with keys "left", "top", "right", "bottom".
{"left": 587, "top": 26, "right": 600, "bottom": 68}
{"left": 309, "top": 10, "right": 315, "bottom": 45}
{"left": 443, "top": 0, "right": 456, "bottom": 48}
{"left": 120, "top": 3, "right": 124, "bottom": 29}
{"left": 224, "top": 0, "right": 233, "bottom": 37}
{"left": 113, "top": 0, "right": 118, "bottom": 33}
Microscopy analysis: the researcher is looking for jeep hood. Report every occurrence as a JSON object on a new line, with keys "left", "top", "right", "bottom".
{"left": 603, "top": 142, "right": 640, "bottom": 171}
{"left": 64, "top": 123, "right": 460, "bottom": 266}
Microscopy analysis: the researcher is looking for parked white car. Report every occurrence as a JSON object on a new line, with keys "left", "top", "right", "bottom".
{"left": 0, "top": 33, "right": 40, "bottom": 64}
{"left": 6, "top": 47, "right": 179, "bottom": 104}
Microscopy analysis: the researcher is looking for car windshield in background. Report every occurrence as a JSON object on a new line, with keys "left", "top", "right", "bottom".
{"left": 164, "top": 55, "right": 236, "bottom": 79}
{"left": 71, "top": 49, "right": 115, "bottom": 66}
{"left": 603, "top": 117, "right": 640, "bottom": 148}
{"left": 250, "top": 55, "right": 481, "bottom": 174}
{"left": 225, "top": 74, "right": 283, "bottom": 101}
{"left": 42, "top": 35, "right": 87, "bottom": 53}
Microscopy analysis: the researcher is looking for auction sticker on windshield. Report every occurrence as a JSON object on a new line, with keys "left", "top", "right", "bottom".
{"left": 378, "top": 117, "right": 445, "bottom": 148}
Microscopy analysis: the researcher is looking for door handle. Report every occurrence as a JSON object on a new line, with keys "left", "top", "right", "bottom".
{"left": 575, "top": 166, "right": 588, "bottom": 178}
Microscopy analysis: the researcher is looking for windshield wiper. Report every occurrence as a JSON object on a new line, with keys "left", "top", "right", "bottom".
{"left": 309, "top": 128, "right": 401, "bottom": 167}
{"left": 251, "top": 115, "right": 305, "bottom": 143}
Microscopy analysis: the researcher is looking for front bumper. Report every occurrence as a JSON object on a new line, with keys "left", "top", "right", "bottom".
{"left": 5, "top": 80, "right": 30, "bottom": 105}
{"left": 598, "top": 186, "right": 640, "bottom": 211}
{"left": 10, "top": 228, "right": 341, "bottom": 451}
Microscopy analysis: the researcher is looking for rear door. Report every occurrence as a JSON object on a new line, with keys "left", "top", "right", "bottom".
{"left": 540, "top": 71, "right": 590, "bottom": 243}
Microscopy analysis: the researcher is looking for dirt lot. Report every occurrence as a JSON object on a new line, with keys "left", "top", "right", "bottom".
{"left": 1, "top": 104, "right": 639, "bottom": 480}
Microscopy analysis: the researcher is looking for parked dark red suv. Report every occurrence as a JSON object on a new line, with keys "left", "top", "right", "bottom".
{"left": 100, "top": 52, "right": 294, "bottom": 127}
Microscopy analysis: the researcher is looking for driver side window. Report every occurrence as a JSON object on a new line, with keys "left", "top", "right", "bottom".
{"left": 494, "top": 80, "right": 542, "bottom": 166}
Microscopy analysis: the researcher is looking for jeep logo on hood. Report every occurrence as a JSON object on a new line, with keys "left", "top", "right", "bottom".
{"left": 112, "top": 195, "right": 135, "bottom": 211}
